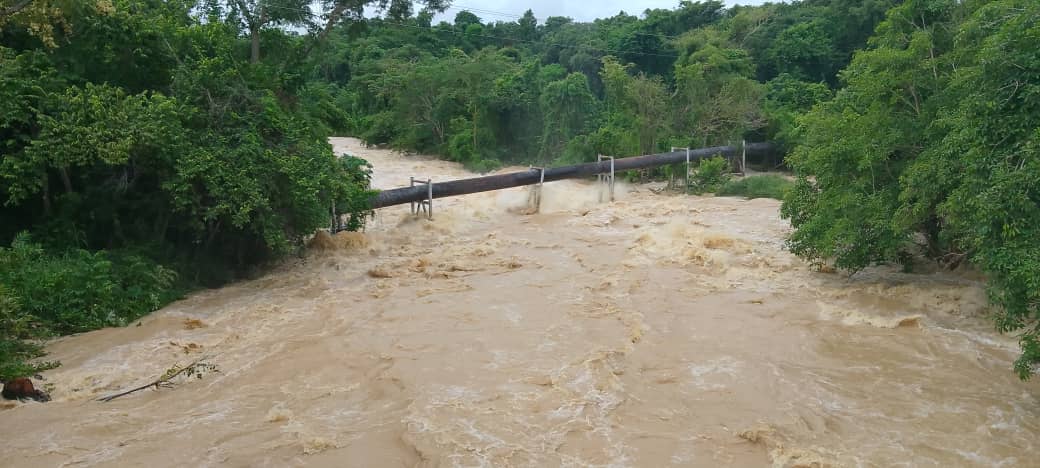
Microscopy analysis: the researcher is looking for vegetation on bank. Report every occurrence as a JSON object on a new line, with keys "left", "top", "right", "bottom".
{"left": 782, "top": 0, "right": 1040, "bottom": 378}
{"left": 1, "top": 0, "right": 1038, "bottom": 379}
{"left": 0, "top": 1, "right": 377, "bottom": 380}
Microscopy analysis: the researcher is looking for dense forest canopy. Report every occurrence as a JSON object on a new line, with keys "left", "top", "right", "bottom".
{"left": 314, "top": 0, "right": 895, "bottom": 168}
{"left": 1, "top": 0, "right": 1038, "bottom": 380}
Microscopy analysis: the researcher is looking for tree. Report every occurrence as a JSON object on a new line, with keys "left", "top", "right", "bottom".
{"left": 783, "top": 0, "right": 1040, "bottom": 377}
{"left": 0, "top": 0, "right": 98, "bottom": 47}
{"left": 766, "top": 20, "right": 836, "bottom": 82}
{"left": 539, "top": 72, "right": 596, "bottom": 161}
{"left": 224, "top": 0, "right": 312, "bottom": 63}
{"left": 453, "top": 10, "right": 480, "bottom": 29}
{"left": 213, "top": 0, "right": 450, "bottom": 64}
{"left": 599, "top": 57, "right": 670, "bottom": 155}
{"left": 0, "top": 0, "right": 376, "bottom": 376}
{"left": 674, "top": 29, "right": 766, "bottom": 146}
{"left": 518, "top": 9, "right": 537, "bottom": 41}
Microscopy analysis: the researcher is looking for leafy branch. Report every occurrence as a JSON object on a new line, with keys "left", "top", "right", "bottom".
{"left": 97, "top": 357, "right": 218, "bottom": 402}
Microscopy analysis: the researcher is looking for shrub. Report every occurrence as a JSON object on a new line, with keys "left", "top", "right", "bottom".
{"left": 718, "top": 174, "right": 794, "bottom": 200}
{"left": 689, "top": 156, "right": 730, "bottom": 194}
{"left": 0, "top": 233, "right": 178, "bottom": 334}
{"left": 0, "top": 286, "right": 58, "bottom": 381}
{"left": 0, "top": 233, "right": 183, "bottom": 377}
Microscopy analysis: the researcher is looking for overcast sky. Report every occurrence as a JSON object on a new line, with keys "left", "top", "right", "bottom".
{"left": 430, "top": 1, "right": 771, "bottom": 23}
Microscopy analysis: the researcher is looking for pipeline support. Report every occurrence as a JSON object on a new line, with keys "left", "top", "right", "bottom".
{"left": 370, "top": 143, "right": 773, "bottom": 210}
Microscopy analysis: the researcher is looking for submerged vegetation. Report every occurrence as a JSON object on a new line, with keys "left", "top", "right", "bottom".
{"left": 0, "top": 0, "right": 1038, "bottom": 378}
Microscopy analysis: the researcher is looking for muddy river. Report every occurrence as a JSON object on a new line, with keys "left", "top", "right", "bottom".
{"left": 2, "top": 138, "right": 1038, "bottom": 467}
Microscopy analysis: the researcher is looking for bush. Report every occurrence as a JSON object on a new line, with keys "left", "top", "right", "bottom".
{"left": 689, "top": 156, "right": 730, "bottom": 194}
{"left": 0, "top": 286, "right": 58, "bottom": 381}
{"left": 556, "top": 134, "right": 597, "bottom": 165}
{"left": 0, "top": 233, "right": 178, "bottom": 334}
{"left": 0, "top": 233, "right": 183, "bottom": 377}
{"left": 718, "top": 174, "right": 794, "bottom": 200}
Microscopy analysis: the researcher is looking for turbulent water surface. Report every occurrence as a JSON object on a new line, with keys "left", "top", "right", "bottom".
{"left": 3, "top": 138, "right": 1038, "bottom": 467}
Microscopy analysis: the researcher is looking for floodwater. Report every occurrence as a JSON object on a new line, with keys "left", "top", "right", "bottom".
{"left": 2, "top": 138, "right": 1038, "bottom": 467}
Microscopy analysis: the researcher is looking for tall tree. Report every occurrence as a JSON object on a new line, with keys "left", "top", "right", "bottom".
{"left": 225, "top": 0, "right": 312, "bottom": 63}
{"left": 539, "top": 72, "right": 596, "bottom": 160}
{"left": 783, "top": 0, "right": 1040, "bottom": 377}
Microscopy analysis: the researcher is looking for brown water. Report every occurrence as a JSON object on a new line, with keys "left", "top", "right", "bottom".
{"left": 3, "top": 138, "right": 1038, "bottom": 467}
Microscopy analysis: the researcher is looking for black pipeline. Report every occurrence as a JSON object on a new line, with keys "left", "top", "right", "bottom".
{"left": 369, "top": 143, "right": 773, "bottom": 209}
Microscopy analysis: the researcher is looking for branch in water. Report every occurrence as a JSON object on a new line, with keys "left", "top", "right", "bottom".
{"left": 97, "top": 357, "right": 218, "bottom": 402}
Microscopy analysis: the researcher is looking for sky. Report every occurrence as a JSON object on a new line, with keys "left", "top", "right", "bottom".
{"left": 430, "top": 1, "right": 771, "bottom": 24}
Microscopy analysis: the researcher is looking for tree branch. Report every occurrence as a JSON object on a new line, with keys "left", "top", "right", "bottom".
{"left": 295, "top": 2, "right": 350, "bottom": 63}
{"left": 97, "top": 357, "right": 216, "bottom": 402}
{"left": 231, "top": 0, "right": 257, "bottom": 26}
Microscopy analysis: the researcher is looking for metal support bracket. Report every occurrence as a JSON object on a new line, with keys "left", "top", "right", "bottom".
{"left": 527, "top": 166, "right": 545, "bottom": 213}
{"left": 597, "top": 155, "right": 615, "bottom": 203}
{"left": 741, "top": 139, "right": 747, "bottom": 175}
{"left": 409, "top": 177, "right": 433, "bottom": 220}
{"left": 330, "top": 200, "right": 339, "bottom": 233}
{"left": 672, "top": 146, "right": 692, "bottom": 192}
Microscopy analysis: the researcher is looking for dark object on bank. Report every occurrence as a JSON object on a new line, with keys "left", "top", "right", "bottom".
{"left": 2, "top": 377, "right": 51, "bottom": 402}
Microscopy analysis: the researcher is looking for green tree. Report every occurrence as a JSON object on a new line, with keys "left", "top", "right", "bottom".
{"left": 518, "top": 9, "right": 537, "bottom": 42}
{"left": 0, "top": 0, "right": 376, "bottom": 376}
{"left": 224, "top": 0, "right": 313, "bottom": 63}
{"left": 599, "top": 57, "right": 670, "bottom": 155}
{"left": 674, "top": 29, "right": 766, "bottom": 146}
{"left": 539, "top": 72, "right": 596, "bottom": 161}
{"left": 783, "top": 0, "right": 1040, "bottom": 377}
{"left": 766, "top": 20, "right": 835, "bottom": 82}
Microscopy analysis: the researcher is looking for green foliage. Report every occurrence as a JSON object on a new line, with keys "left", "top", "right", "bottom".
{"left": 0, "top": 284, "right": 58, "bottom": 381}
{"left": 298, "top": 82, "right": 359, "bottom": 135}
{"left": 735, "top": 0, "right": 899, "bottom": 85}
{"left": 0, "top": 232, "right": 179, "bottom": 379}
{"left": 0, "top": 233, "right": 177, "bottom": 334}
{"left": 718, "top": 174, "right": 793, "bottom": 200}
{"left": 763, "top": 73, "right": 832, "bottom": 150}
{"left": 326, "top": 1, "right": 891, "bottom": 170}
{"left": 332, "top": 155, "right": 375, "bottom": 232}
{"left": 689, "top": 156, "right": 730, "bottom": 194}
{"left": 674, "top": 29, "right": 767, "bottom": 146}
{"left": 539, "top": 72, "right": 596, "bottom": 161}
{"left": 0, "top": 0, "right": 375, "bottom": 377}
{"left": 598, "top": 57, "right": 671, "bottom": 156}
{"left": 783, "top": 0, "right": 1040, "bottom": 377}
{"left": 0, "top": 0, "right": 909, "bottom": 380}
{"left": 766, "top": 21, "right": 835, "bottom": 82}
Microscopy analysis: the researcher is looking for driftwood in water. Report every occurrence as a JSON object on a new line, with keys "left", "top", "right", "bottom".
{"left": 97, "top": 357, "right": 216, "bottom": 402}
{"left": 369, "top": 143, "right": 774, "bottom": 209}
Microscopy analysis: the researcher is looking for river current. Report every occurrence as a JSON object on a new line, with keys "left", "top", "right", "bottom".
{"left": 2, "top": 138, "right": 1037, "bottom": 467}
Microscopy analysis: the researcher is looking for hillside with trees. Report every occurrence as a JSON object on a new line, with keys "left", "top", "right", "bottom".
{"left": 312, "top": 0, "right": 894, "bottom": 169}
